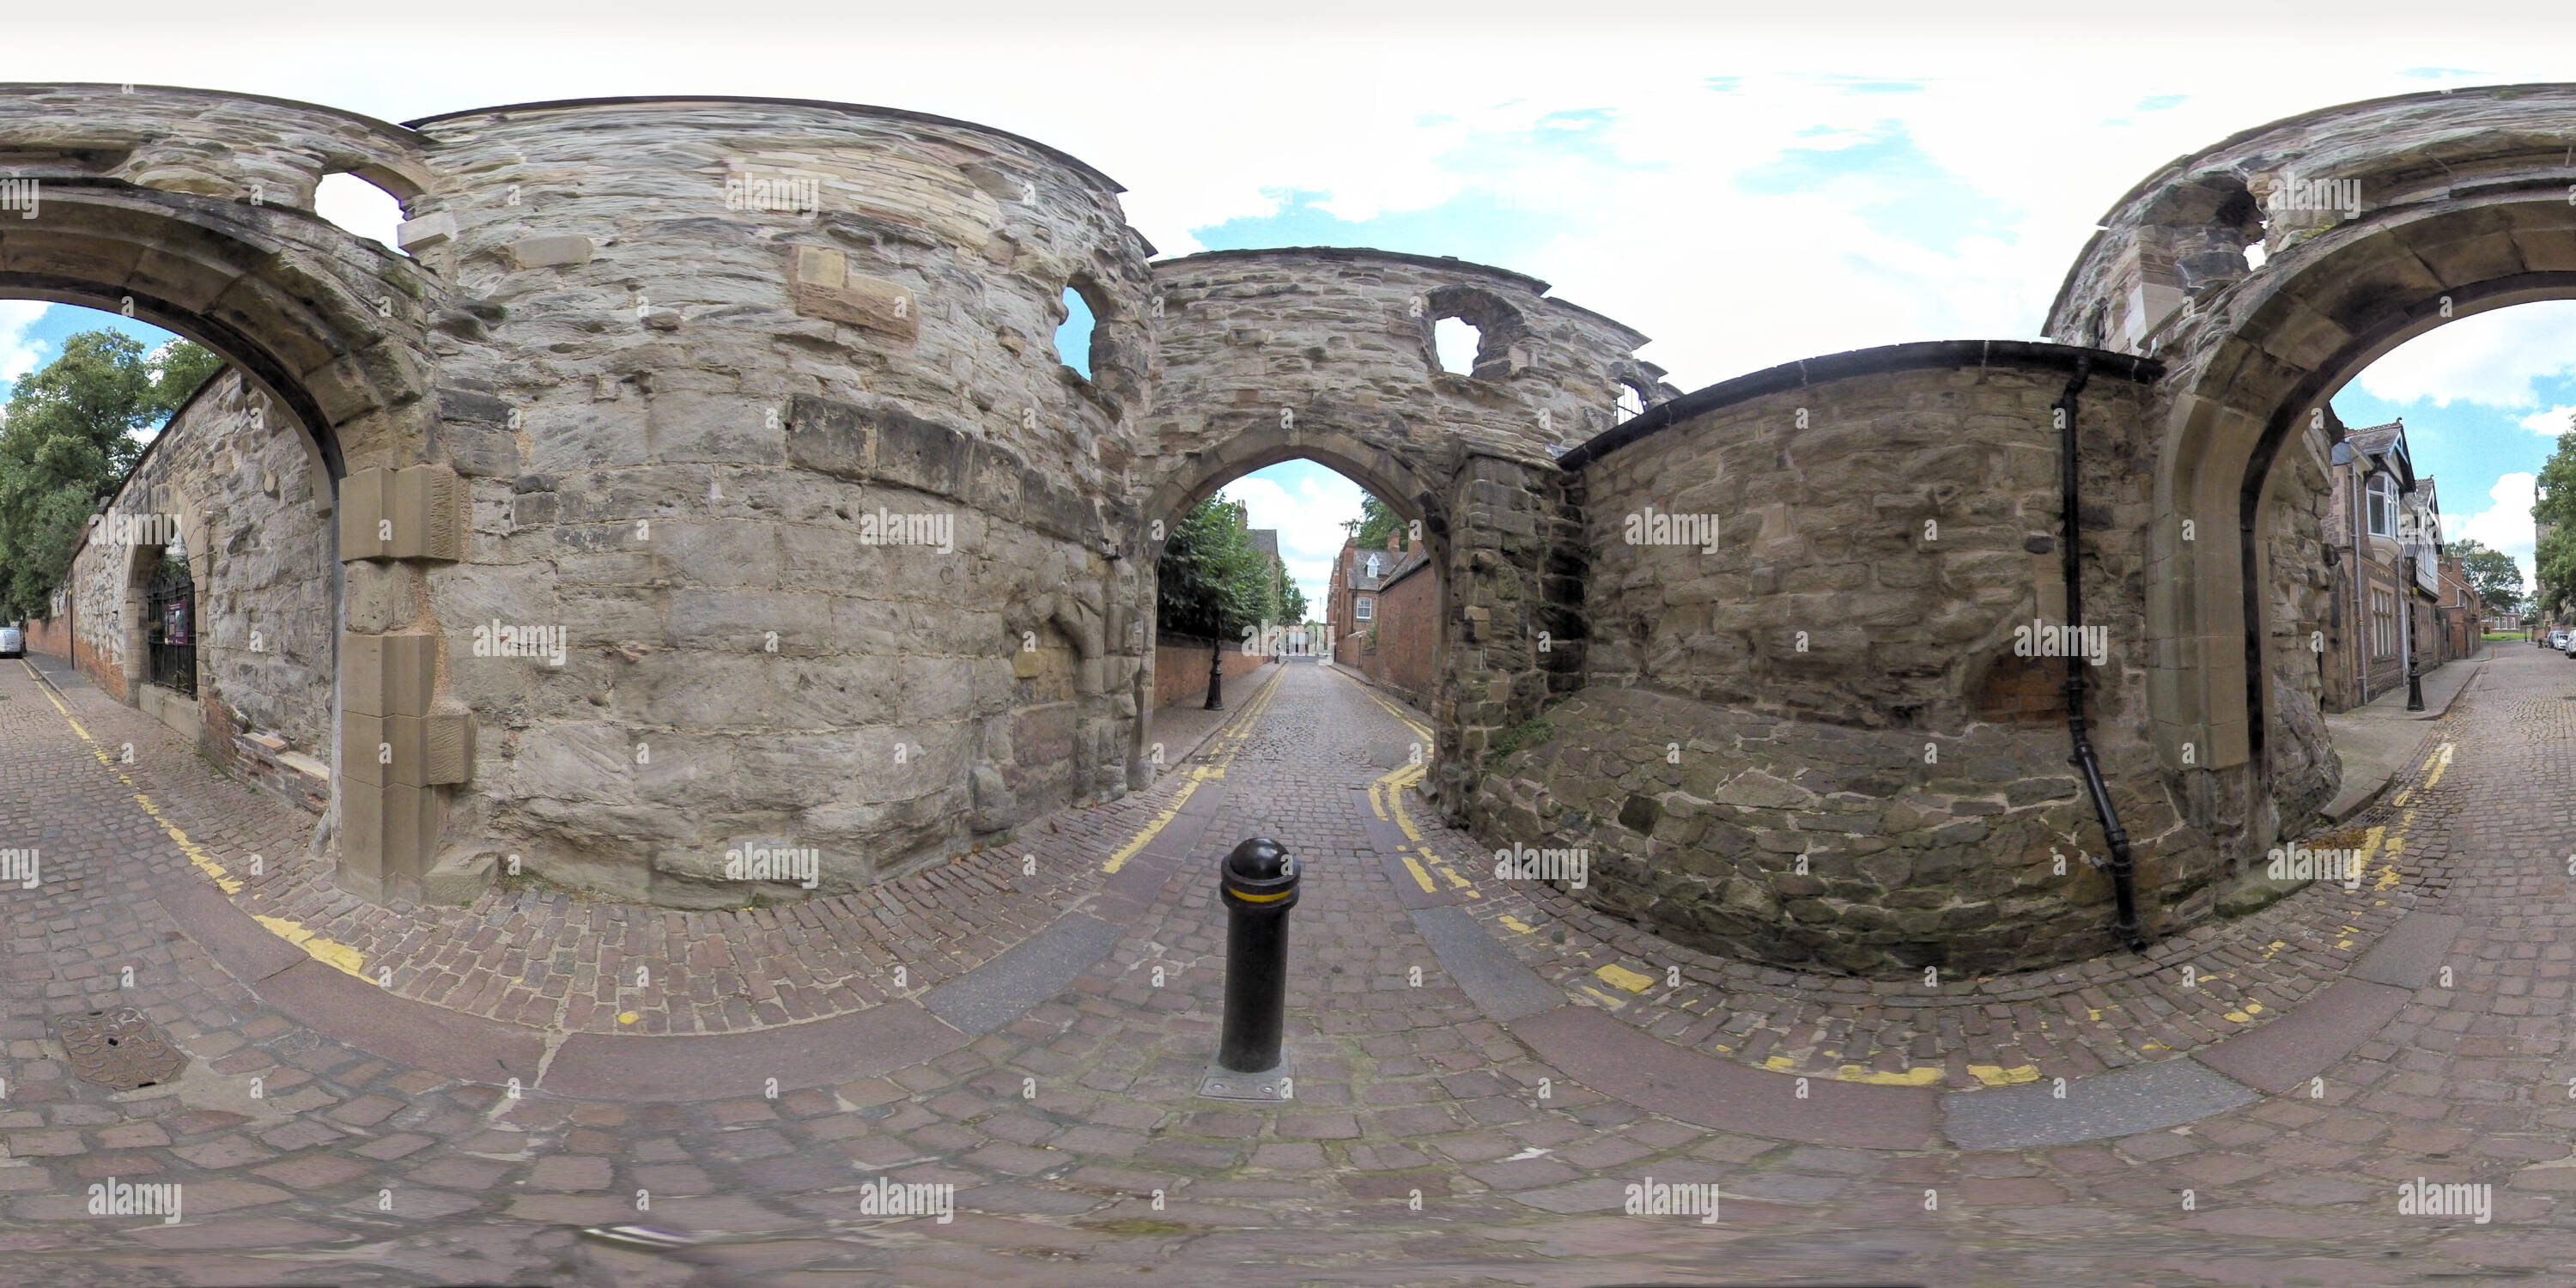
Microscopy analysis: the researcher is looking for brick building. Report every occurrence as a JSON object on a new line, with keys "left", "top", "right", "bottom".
{"left": 2320, "top": 416, "right": 2457, "bottom": 711}
{"left": 1326, "top": 529, "right": 1438, "bottom": 709}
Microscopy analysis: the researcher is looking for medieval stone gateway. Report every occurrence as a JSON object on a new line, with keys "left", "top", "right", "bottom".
{"left": 18, "top": 82, "right": 2526, "bottom": 975}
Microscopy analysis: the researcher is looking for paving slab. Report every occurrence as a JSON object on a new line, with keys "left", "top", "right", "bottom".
{"left": 255, "top": 959, "right": 545, "bottom": 1085}
{"left": 1510, "top": 1005, "right": 1941, "bottom": 1151}
{"left": 923, "top": 912, "right": 1123, "bottom": 1036}
{"left": 2350, "top": 912, "right": 2463, "bottom": 990}
{"left": 1410, "top": 904, "right": 1563, "bottom": 1022}
{"left": 2191, "top": 977, "right": 2412, "bottom": 1095}
{"left": 542, "top": 1000, "right": 968, "bottom": 1101}
{"left": 154, "top": 880, "right": 307, "bottom": 985}
{"left": 1941, "top": 1056, "right": 2259, "bottom": 1151}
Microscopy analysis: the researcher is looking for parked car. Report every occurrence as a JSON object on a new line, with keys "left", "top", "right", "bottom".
{"left": 2553, "top": 629, "right": 2573, "bottom": 651}
{"left": 0, "top": 625, "right": 21, "bottom": 659}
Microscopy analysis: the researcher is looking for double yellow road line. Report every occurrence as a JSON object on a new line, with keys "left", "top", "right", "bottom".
{"left": 16, "top": 659, "right": 369, "bottom": 978}
{"left": 1102, "top": 664, "right": 1285, "bottom": 874}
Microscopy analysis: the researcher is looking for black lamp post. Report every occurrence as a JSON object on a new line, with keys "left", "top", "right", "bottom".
{"left": 2404, "top": 555, "right": 2426, "bottom": 712}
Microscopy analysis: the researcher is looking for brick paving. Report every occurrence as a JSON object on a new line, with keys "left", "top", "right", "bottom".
{"left": 19, "top": 658, "right": 1286, "bottom": 1037}
{"left": 2, "top": 650, "right": 2573, "bottom": 1285}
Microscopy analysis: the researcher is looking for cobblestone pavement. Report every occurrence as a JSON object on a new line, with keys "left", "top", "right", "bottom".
{"left": 3, "top": 649, "right": 2573, "bottom": 1285}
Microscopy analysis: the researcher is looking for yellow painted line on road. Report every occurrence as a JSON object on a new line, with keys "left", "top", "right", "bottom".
{"left": 2421, "top": 742, "right": 2454, "bottom": 792}
{"left": 252, "top": 914, "right": 368, "bottom": 978}
{"left": 1104, "top": 665, "right": 1284, "bottom": 873}
{"left": 1400, "top": 854, "right": 1438, "bottom": 893}
{"left": 1338, "top": 669, "right": 1434, "bottom": 743}
{"left": 1964, "top": 1064, "right": 2042, "bottom": 1087}
{"left": 1500, "top": 914, "right": 1535, "bottom": 934}
{"left": 20, "top": 659, "right": 367, "bottom": 976}
{"left": 1595, "top": 963, "right": 1656, "bottom": 993}
{"left": 1103, "top": 778, "right": 1202, "bottom": 875}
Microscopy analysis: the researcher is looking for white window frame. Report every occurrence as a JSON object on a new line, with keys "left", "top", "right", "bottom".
{"left": 2366, "top": 473, "right": 2397, "bottom": 538}
{"left": 1355, "top": 596, "right": 1374, "bottom": 623}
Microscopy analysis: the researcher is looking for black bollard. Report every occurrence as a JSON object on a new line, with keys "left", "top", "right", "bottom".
{"left": 1210, "top": 838, "right": 1298, "bottom": 1089}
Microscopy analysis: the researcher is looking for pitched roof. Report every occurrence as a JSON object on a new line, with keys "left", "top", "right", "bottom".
{"left": 2346, "top": 418, "right": 2404, "bottom": 457}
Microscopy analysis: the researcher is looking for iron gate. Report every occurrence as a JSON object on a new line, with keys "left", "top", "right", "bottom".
{"left": 144, "top": 556, "right": 195, "bottom": 696}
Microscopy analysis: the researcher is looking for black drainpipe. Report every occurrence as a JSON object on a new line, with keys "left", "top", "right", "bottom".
{"left": 2055, "top": 355, "right": 2147, "bottom": 952}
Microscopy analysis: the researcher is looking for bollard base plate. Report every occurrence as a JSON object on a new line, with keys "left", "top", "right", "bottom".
{"left": 1198, "top": 1056, "right": 1293, "bottom": 1102}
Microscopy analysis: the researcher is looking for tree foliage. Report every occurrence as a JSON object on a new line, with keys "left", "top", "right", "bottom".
{"left": 2446, "top": 538, "right": 2524, "bottom": 616}
{"left": 1274, "top": 562, "right": 1307, "bottom": 626}
{"left": 1157, "top": 496, "right": 1272, "bottom": 642}
{"left": 1340, "top": 493, "right": 1403, "bottom": 550}
{"left": 2534, "top": 425, "right": 2576, "bottom": 619}
{"left": 0, "top": 332, "right": 220, "bottom": 618}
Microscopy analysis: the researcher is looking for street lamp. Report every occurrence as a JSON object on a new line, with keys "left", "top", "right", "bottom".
{"left": 2404, "top": 554, "right": 2425, "bottom": 712}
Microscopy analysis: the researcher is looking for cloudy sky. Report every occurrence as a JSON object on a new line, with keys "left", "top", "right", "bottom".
{"left": 11, "top": 1, "right": 2576, "bottom": 605}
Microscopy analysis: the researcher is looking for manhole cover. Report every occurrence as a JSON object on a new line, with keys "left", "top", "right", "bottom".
{"left": 49, "top": 1006, "right": 187, "bottom": 1091}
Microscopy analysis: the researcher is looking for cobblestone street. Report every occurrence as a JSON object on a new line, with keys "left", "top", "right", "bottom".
{"left": 5, "top": 647, "right": 2574, "bottom": 1286}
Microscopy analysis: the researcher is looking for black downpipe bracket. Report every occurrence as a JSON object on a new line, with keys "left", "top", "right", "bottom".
{"left": 2055, "top": 356, "right": 2147, "bottom": 953}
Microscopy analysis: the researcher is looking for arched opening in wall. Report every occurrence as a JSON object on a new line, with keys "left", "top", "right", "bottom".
{"left": 313, "top": 172, "right": 408, "bottom": 254}
{"left": 1420, "top": 284, "right": 1528, "bottom": 382}
{"left": 0, "top": 297, "right": 343, "bottom": 813}
{"left": 1144, "top": 450, "right": 1450, "bottom": 777}
{"left": 2290, "top": 301, "right": 2565, "bottom": 719}
{"left": 1054, "top": 283, "right": 1097, "bottom": 378}
{"left": 1432, "top": 318, "right": 1479, "bottom": 375}
{"left": 1614, "top": 381, "right": 1648, "bottom": 425}
{"left": 2224, "top": 290, "right": 2574, "bottom": 838}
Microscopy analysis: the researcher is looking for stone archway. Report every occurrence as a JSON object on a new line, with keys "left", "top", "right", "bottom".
{"left": 0, "top": 86, "right": 450, "bottom": 896}
{"left": 1140, "top": 247, "right": 1676, "bottom": 817}
{"left": 2045, "top": 83, "right": 2576, "bottom": 850}
{"left": 1134, "top": 423, "right": 1458, "bottom": 790}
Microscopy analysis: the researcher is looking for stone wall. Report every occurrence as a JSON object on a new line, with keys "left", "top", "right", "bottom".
{"left": 1137, "top": 249, "right": 1679, "bottom": 819}
{"left": 2259, "top": 421, "right": 2340, "bottom": 829}
{"left": 1474, "top": 346, "right": 2216, "bottom": 975}
{"left": 65, "top": 368, "right": 336, "bottom": 811}
{"left": 397, "top": 99, "right": 1161, "bottom": 906}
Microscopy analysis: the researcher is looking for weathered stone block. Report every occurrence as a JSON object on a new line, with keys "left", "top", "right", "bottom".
{"left": 509, "top": 234, "right": 594, "bottom": 269}
{"left": 786, "top": 245, "right": 919, "bottom": 339}
{"left": 341, "top": 781, "right": 440, "bottom": 885}
{"left": 343, "top": 633, "right": 435, "bottom": 718}
{"left": 397, "top": 212, "right": 458, "bottom": 252}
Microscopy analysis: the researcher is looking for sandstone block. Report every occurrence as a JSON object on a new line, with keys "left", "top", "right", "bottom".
{"left": 510, "top": 234, "right": 594, "bottom": 269}
{"left": 786, "top": 245, "right": 919, "bottom": 339}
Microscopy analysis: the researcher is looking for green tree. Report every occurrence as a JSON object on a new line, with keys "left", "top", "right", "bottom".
{"left": 2446, "top": 538, "right": 2524, "bottom": 615}
{"left": 1274, "top": 563, "right": 1307, "bottom": 625}
{"left": 1157, "top": 496, "right": 1269, "bottom": 641}
{"left": 0, "top": 332, "right": 222, "bottom": 617}
{"left": 2535, "top": 425, "right": 2576, "bottom": 618}
{"left": 1157, "top": 495, "right": 1278, "bottom": 707}
{"left": 1340, "top": 493, "right": 1403, "bottom": 550}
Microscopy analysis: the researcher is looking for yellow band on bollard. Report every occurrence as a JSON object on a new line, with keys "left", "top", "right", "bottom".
{"left": 1228, "top": 888, "right": 1293, "bottom": 903}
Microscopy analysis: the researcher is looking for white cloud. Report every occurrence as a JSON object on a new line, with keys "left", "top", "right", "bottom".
{"left": 2351, "top": 302, "right": 2576, "bottom": 409}
{"left": 0, "top": 300, "right": 51, "bottom": 383}
{"left": 2518, "top": 404, "right": 2576, "bottom": 437}
{"left": 2448, "top": 471, "right": 2537, "bottom": 592}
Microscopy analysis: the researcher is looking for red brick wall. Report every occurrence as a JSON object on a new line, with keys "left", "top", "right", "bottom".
{"left": 75, "top": 631, "right": 126, "bottom": 703}
{"left": 21, "top": 614, "right": 70, "bottom": 659}
{"left": 1153, "top": 634, "right": 1267, "bottom": 709}
{"left": 1344, "top": 563, "right": 1438, "bottom": 709}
